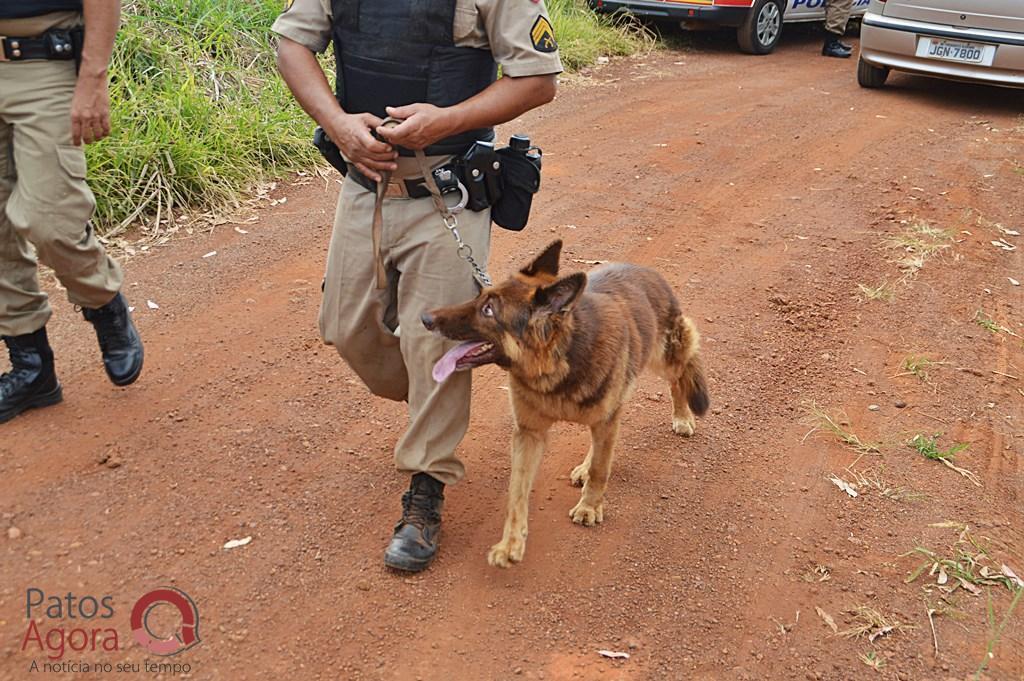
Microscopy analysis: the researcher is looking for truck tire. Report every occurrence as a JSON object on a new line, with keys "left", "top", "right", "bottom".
{"left": 857, "top": 57, "right": 889, "bottom": 88}
{"left": 737, "top": 0, "right": 784, "bottom": 55}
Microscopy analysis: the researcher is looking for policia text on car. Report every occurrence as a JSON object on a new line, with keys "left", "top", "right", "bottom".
{"left": 0, "top": 0, "right": 144, "bottom": 424}
{"left": 273, "top": 0, "right": 562, "bottom": 572}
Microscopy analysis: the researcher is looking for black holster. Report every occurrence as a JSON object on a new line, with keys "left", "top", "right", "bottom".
{"left": 69, "top": 27, "right": 83, "bottom": 74}
{"left": 313, "top": 127, "right": 348, "bottom": 176}
{"left": 490, "top": 143, "right": 541, "bottom": 232}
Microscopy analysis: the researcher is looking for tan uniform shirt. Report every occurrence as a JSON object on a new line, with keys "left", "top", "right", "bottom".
{"left": 271, "top": 0, "right": 563, "bottom": 78}
{"left": 0, "top": 11, "right": 81, "bottom": 37}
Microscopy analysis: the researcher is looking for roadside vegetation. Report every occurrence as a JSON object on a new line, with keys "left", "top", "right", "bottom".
{"left": 87, "top": 0, "right": 654, "bottom": 236}
{"left": 548, "top": 0, "right": 655, "bottom": 72}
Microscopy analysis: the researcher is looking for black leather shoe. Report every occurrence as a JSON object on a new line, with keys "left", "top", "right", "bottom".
{"left": 82, "top": 292, "right": 144, "bottom": 386}
{"left": 383, "top": 473, "right": 444, "bottom": 572}
{"left": 0, "top": 327, "right": 63, "bottom": 424}
{"left": 822, "top": 35, "right": 853, "bottom": 58}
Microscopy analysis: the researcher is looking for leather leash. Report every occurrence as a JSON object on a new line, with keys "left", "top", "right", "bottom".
{"left": 370, "top": 117, "right": 492, "bottom": 291}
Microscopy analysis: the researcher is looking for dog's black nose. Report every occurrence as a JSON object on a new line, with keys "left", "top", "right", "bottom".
{"left": 421, "top": 312, "right": 436, "bottom": 331}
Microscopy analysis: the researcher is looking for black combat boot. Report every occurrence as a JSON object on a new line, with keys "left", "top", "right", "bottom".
{"left": 384, "top": 473, "right": 445, "bottom": 572}
{"left": 822, "top": 33, "right": 853, "bottom": 58}
{"left": 82, "top": 292, "right": 144, "bottom": 386}
{"left": 0, "top": 327, "right": 63, "bottom": 424}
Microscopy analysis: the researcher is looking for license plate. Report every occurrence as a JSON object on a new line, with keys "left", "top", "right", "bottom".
{"left": 916, "top": 38, "right": 995, "bottom": 66}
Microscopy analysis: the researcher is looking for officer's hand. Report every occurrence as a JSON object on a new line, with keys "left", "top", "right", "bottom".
{"left": 378, "top": 104, "right": 455, "bottom": 151}
{"left": 328, "top": 112, "right": 398, "bottom": 182}
{"left": 70, "top": 73, "right": 112, "bottom": 146}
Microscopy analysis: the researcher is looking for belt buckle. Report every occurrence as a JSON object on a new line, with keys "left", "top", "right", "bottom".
{"left": 384, "top": 181, "right": 406, "bottom": 198}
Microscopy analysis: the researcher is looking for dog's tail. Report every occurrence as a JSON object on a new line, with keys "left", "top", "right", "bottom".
{"left": 670, "top": 315, "right": 710, "bottom": 417}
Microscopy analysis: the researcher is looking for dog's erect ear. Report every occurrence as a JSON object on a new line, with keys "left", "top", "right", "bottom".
{"left": 534, "top": 272, "right": 586, "bottom": 314}
{"left": 520, "top": 240, "right": 563, "bottom": 278}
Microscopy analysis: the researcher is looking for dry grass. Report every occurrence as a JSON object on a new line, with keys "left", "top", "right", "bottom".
{"left": 848, "top": 467, "right": 927, "bottom": 503}
{"left": 857, "top": 281, "right": 896, "bottom": 302}
{"left": 841, "top": 606, "right": 914, "bottom": 641}
{"left": 803, "top": 402, "right": 881, "bottom": 455}
{"left": 885, "top": 219, "right": 953, "bottom": 277}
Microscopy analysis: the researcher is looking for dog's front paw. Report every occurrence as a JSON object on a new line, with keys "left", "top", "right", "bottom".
{"left": 672, "top": 415, "right": 695, "bottom": 437}
{"left": 569, "top": 500, "right": 604, "bottom": 526}
{"left": 487, "top": 538, "right": 525, "bottom": 568}
{"left": 569, "top": 462, "right": 590, "bottom": 487}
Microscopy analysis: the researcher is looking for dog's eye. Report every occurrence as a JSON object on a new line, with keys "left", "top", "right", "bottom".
{"left": 481, "top": 302, "right": 494, "bottom": 318}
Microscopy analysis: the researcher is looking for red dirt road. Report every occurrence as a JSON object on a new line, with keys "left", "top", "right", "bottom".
{"left": 2, "top": 32, "right": 1023, "bottom": 681}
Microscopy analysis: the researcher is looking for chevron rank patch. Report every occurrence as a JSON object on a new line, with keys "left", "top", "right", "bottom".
{"left": 530, "top": 16, "right": 557, "bottom": 53}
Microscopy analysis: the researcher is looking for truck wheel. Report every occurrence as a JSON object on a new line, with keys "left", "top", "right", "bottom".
{"left": 857, "top": 57, "right": 889, "bottom": 88}
{"left": 737, "top": 0, "right": 784, "bottom": 55}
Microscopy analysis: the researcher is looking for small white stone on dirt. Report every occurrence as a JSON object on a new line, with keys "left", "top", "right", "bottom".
{"left": 7, "top": 527, "right": 22, "bottom": 540}
{"left": 868, "top": 404, "right": 880, "bottom": 411}
{"left": 223, "top": 536, "right": 252, "bottom": 550}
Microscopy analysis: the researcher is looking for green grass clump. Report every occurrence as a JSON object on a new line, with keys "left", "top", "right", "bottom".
{"left": 88, "top": 0, "right": 321, "bottom": 234}
{"left": 910, "top": 433, "right": 968, "bottom": 461}
{"left": 909, "top": 434, "right": 980, "bottom": 486}
{"left": 548, "top": 0, "right": 655, "bottom": 72}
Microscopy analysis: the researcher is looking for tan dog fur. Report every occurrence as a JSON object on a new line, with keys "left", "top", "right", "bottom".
{"left": 424, "top": 241, "right": 709, "bottom": 567}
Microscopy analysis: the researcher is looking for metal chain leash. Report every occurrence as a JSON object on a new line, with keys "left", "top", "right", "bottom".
{"left": 441, "top": 212, "right": 492, "bottom": 289}
{"left": 409, "top": 142, "right": 493, "bottom": 290}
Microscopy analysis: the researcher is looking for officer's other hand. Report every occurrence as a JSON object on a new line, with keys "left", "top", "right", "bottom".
{"left": 329, "top": 112, "right": 398, "bottom": 182}
{"left": 70, "top": 73, "right": 112, "bottom": 146}
{"left": 378, "top": 104, "right": 454, "bottom": 151}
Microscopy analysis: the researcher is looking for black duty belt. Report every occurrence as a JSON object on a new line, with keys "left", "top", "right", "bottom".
{"left": 347, "top": 164, "right": 436, "bottom": 200}
{"left": 0, "top": 28, "right": 80, "bottom": 62}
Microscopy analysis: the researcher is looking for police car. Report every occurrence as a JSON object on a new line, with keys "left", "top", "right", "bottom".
{"left": 590, "top": 0, "right": 870, "bottom": 54}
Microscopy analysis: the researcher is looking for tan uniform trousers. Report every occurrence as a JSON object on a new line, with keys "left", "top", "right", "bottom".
{"left": 825, "top": 0, "right": 854, "bottom": 35}
{"left": 0, "top": 59, "right": 123, "bottom": 338}
{"left": 319, "top": 160, "right": 491, "bottom": 486}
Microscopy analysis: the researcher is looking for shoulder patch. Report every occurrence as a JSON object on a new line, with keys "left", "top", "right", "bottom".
{"left": 530, "top": 16, "right": 558, "bottom": 53}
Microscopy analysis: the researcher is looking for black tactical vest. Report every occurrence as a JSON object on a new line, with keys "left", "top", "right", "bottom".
{"left": 330, "top": 0, "right": 498, "bottom": 156}
{"left": 0, "top": 0, "right": 82, "bottom": 19}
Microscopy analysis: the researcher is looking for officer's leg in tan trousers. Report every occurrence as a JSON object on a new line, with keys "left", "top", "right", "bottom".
{"left": 320, "top": 159, "right": 490, "bottom": 486}
{"left": 0, "top": 59, "right": 123, "bottom": 338}
{"left": 825, "top": 0, "right": 854, "bottom": 35}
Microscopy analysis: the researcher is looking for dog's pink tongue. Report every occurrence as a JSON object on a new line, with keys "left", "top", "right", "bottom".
{"left": 433, "top": 341, "right": 486, "bottom": 383}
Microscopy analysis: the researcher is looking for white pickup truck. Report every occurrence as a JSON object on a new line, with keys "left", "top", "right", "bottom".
{"left": 590, "top": 0, "right": 870, "bottom": 54}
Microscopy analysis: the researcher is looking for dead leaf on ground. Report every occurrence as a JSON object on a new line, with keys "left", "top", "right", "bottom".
{"left": 815, "top": 607, "right": 838, "bottom": 634}
{"left": 829, "top": 475, "right": 859, "bottom": 498}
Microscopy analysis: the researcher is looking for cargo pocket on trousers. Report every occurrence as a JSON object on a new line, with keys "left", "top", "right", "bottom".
{"left": 56, "top": 145, "right": 88, "bottom": 180}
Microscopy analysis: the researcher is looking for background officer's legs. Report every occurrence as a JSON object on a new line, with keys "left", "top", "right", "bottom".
{"left": 0, "top": 122, "right": 51, "bottom": 338}
{"left": 823, "top": 0, "right": 854, "bottom": 58}
{"left": 0, "top": 60, "right": 143, "bottom": 424}
{"left": 3, "top": 61, "right": 124, "bottom": 311}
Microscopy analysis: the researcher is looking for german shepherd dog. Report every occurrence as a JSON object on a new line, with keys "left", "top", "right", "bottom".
{"left": 422, "top": 241, "right": 709, "bottom": 568}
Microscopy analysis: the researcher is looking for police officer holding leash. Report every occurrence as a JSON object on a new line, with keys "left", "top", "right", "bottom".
{"left": 0, "top": 0, "right": 144, "bottom": 424}
{"left": 273, "top": 0, "right": 562, "bottom": 571}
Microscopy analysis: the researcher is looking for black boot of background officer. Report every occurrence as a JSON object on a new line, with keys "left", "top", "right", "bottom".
{"left": 822, "top": 31, "right": 853, "bottom": 58}
{"left": 82, "top": 292, "right": 144, "bottom": 387}
{"left": 384, "top": 473, "right": 445, "bottom": 572}
{"left": 0, "top": 328, "right": 63, "bottom": 424}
